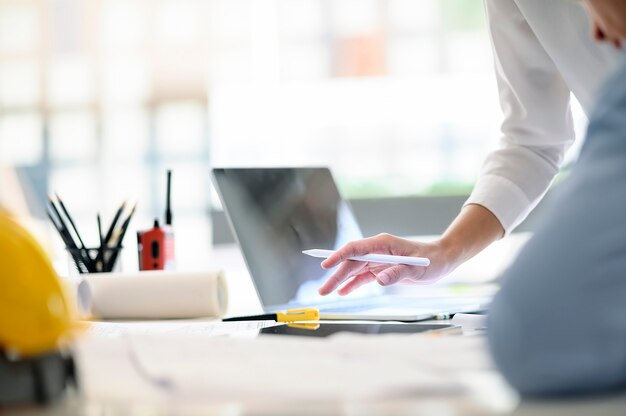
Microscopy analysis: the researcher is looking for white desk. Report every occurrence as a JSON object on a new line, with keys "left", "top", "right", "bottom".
{"left": 13, "top": 235, "right": 626, "bottom": 415}
{"left": 12, "top": 354, "right": 626, "bottom": 416}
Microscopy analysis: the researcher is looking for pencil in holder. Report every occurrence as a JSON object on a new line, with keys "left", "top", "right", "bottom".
{"left": 67, "top": 246, "right": 123, "bottom": 274}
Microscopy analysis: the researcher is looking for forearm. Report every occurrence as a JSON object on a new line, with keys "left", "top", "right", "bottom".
{"left": 439, "top": 204, "right": 505, "bottom": 266}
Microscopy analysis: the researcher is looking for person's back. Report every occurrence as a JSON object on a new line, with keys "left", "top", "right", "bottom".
{"left": 488, "top": 53, "right": 626, "bottom": 396}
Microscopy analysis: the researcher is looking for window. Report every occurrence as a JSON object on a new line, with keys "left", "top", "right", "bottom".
{"left": 0, "top": 0, "right": 587, "bottom": 269}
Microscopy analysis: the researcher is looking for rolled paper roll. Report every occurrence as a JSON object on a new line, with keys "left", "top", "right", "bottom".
{"left": 83, "top": 271, "right": 228, "bottom": 320}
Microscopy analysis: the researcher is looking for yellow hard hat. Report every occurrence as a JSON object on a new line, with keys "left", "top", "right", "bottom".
{"left": 0, "top": 208, "right": 77, "bottom": 357}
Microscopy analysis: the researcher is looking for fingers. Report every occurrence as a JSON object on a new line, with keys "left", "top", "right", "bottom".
{"left": 317, "top": 234, "right": 436, "bottom": 295}
{"left": 321, "top": 234, "right": 393, "bottom": 270}
{"left": 318, "top": 260, "right": 367, "bottom": 295}
{"left": 337, "top": 271, "right": 377, "bottom": 296}
{"left": 376, "top": 264, "right": 425, "bottom": 286}
{"left": 320, "top": 262, "right": 432, "bottom": 296}
{"left": 320, "top": 241, "right": 372, "bottom": 270}
{"left": 400, "top": 274, "right": 443, "bottom": 285}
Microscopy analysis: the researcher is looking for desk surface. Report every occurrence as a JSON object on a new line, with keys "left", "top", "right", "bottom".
{"left": 13, "top": 235, "right": 626, "bottom": 415}
{"left": 10, "top": 370, "right": 626, "bottom": 416}
{"left": 15, "top": 319, "right": 626, "bottom": 416}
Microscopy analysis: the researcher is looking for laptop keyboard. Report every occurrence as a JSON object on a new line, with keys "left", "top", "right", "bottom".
{"left": 314, "top": 296, "right": 415, "bottom": 313}
{"left": 314, "top": 296, "right": 491, "bottom": 314}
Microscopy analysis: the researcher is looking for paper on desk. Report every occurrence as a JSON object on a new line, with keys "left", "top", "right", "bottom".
{"left": 84, "top": 271, "right": 228, "bottom": 319}
{"left": 451, "top": 313, "right": 488, "bottom": 332}
{"left": 327, "top": 332, "right": 492, "bottom": 373}
{"left": 86, "top": 319, "right": 276, "bottom": 338}
{"left": 76, "top": 333, "right": 493, "bottom": 403}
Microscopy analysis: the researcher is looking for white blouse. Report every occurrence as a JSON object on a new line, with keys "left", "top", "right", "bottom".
{"left": 465, "top": 0, "right": 620, "bottom": 233}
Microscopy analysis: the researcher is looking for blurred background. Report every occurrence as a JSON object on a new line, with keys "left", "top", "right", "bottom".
{"left": 0, "top": 0, "right": 586, "bottom": 272}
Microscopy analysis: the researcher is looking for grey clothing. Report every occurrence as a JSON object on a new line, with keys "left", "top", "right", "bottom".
{"left": 487, "top": 54, "right": 626, "bottom": 396}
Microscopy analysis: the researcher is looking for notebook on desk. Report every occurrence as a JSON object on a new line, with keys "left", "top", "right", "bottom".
{"left": 212, "top": 167, "right": 490, "bottom": 321}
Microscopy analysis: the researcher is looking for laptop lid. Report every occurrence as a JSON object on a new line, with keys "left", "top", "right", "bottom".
{"left": 212, "top": 167, "right": 376, "bottom": 309}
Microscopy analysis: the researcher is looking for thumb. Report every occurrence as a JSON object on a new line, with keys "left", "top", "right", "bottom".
{"left": 376, "top": 265, "right": 417, "bottom": 286}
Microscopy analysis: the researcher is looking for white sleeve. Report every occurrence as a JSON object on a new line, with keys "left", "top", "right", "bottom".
{"left": 465, "top": 0, "right": 575, "bottom": 233}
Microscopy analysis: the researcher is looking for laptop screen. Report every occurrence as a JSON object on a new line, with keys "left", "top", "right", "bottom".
{"left": 212, "top": 168, "right": 365, "bottom": 308}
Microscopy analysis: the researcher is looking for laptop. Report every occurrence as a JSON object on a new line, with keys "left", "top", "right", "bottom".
{"left": 212, "top": 167, "right": 490, "bottom": 321}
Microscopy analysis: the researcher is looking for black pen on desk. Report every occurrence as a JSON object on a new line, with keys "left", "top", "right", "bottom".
{"left": 223, "top": 308, "right": 320, "bottom": 322}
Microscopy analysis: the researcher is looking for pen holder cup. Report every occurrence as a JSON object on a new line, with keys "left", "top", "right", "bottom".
{"left": 67, "top": 246, "right": 123, "bottom": 275}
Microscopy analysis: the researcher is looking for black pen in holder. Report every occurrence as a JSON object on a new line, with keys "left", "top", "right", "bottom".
{"left": 67, "top": 246, "right": 123, "bottom": 274}
{"left": 48, "top": 194, "right": 136, "bottom": 276}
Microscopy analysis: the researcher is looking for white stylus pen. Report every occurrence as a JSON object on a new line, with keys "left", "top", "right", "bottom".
{"left": 302, "top": 249, "right": 430, "bottom": 267}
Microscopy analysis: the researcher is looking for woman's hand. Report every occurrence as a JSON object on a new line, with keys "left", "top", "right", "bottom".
{"left": 584, "top": 0, "right": 626, "bottom": 46}
{"left": 317, "top": 204, "right": 504, "bottom": 296}
{"left": 317, "top": 233, "right": 462, "bottom": 296}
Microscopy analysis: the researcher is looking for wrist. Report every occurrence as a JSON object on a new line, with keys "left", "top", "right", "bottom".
{"left": 437, "top": 235, "right": 467, "bottom": 266}
{"left": 436, "top": 204, "right": 504, "bottom": 266}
